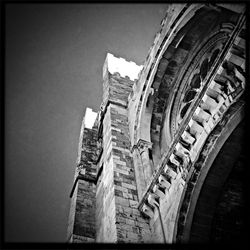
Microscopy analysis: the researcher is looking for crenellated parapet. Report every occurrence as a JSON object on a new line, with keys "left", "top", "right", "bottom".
{"left": 102, "top": 53, "right": 142, "bottom": 108}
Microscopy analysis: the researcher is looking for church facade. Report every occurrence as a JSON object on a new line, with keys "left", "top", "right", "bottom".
{"left": 67, "top": 3, "right": 246, "bottom": 243}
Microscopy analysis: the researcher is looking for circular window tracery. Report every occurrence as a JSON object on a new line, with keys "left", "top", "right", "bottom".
{"left": 180, "top": 103, "right": 191, "bottom": 119}
{"left": 190, "top": 74, "right": 201, "bottom": 89}
{"left": 209, "top": 49, "right": 220, "bottom": 68}
{"left": 183, "top": 89, "right": 196, "bottom": 103}
{"left": 200, "top": 58, "right": 209, "bottom": 80}
{"left": 148, "top": 10, "right": 238, "bottom": 163}
{"left": 175, "top": 34, "right": 226, "bottom": 127}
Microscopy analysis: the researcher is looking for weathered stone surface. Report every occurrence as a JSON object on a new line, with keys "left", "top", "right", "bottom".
{"left": 67, "top": 110, "right": 98, "bottom": 242}
{"left": 68, "top": 3, "right": 245, "bottom": 244}
{"left": 68, "top": 179, "right": 96, "bottom": 243}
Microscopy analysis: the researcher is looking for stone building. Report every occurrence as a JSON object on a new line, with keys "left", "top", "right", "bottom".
{"left": 67, "top": 3, "right": 246, "bottom": 243}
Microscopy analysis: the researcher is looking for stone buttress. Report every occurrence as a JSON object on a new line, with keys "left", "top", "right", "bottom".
{"left": 67, "top": 108, "right": 98, "bottom": 243}
{"left": 95, "top": 54, "right": 152, "bottom": 242}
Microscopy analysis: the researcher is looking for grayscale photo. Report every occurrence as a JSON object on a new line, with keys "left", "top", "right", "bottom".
{"left": 4, "top": 3, "right": 246, "bottom": 246}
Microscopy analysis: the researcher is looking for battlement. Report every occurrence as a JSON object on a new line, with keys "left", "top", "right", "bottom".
{"left": 103, "top": 53, "right": 143, "bottom": 81}
{"left": 84, "top": 108, "right": 98, "bottom": 129}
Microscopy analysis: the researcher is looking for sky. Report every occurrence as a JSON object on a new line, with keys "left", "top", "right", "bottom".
{"left": 5, "top": 3, "right": 168, "bottom": 242}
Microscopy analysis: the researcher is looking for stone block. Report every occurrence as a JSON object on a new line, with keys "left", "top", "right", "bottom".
{"left": 188, "top": 119, "right": 205, "bottom": 137}
{"left": 175, "top": 142, "right": 190, "bottom": 159}
{"left": 153, "top": 184, "right": 166, "bottom": 199}
{"left": 169, "top": 154, "right": 181, "bottom": 168}
{"left": 164, "top": 164, "right": 178, "bottom": 179}
{"left": 129, "top": 199, "right": 139, "bottom": 208}
{"left": 158, "top": 174, "right": 171, "bottom": 189}
{"left": 181, "top": 130, "right": 196, "bottom": 145}
{"left": 115, "top": 196, "right": 130, "bottom": 207}
{"left": 226, "top": 51, "right": 244, "bottom": 67}
{"left": 121, "top": 182, "right": 137, "bottom": 190}
{"left": 142, "top": 204, "right": 154, "bottom": 218}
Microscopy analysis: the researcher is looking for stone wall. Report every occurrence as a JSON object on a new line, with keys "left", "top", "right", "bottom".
{"left": 68, "top": 3, "right": 245, "bottom": 244}
{"left": 71, "top": 180, "right": 96, "bottom": 242}
{"left": 67, "top": 122, "right": 98, "bottom": 242}
{"left": 95, "top": 58, "right": 152, "bottom": 242}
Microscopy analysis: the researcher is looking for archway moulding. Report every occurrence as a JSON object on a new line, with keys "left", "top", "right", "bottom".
{"left": 135, "top": 6, "right": 245, "bottom": 242}
{"left": 129, "top": 3, "right": 203, "bottom": 147}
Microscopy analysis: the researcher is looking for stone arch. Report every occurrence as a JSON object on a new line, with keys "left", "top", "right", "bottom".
{"left": 137, "top": 5, "right": 245, "bottom": 243}
{"left": 135, "top": 4, "right": 242, "bottom": 172}
{"left": 153, "top": 14, "right": 239, "bottom": 166}
{"left": 175, "top": 100, "right": 245, "bottom": 243}
{"left": 135, "top": 4, "right": 202, "bottom": 145}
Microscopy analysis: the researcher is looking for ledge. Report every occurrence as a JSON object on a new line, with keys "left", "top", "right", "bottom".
{"left": 69, "top": 173, "right": 96, "bottom": 198}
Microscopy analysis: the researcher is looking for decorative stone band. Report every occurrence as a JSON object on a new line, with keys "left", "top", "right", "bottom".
{"left": 138, "top": 14, "right": 245, "bottom": 218}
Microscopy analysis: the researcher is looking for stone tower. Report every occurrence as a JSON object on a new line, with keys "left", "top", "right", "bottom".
{"left": 68, "top": 3, "right": 246, "bottom": 243}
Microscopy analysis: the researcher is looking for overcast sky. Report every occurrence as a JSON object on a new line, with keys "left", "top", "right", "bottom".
{"left": 5, "top": 3, "right": 167, "bottom": 242}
